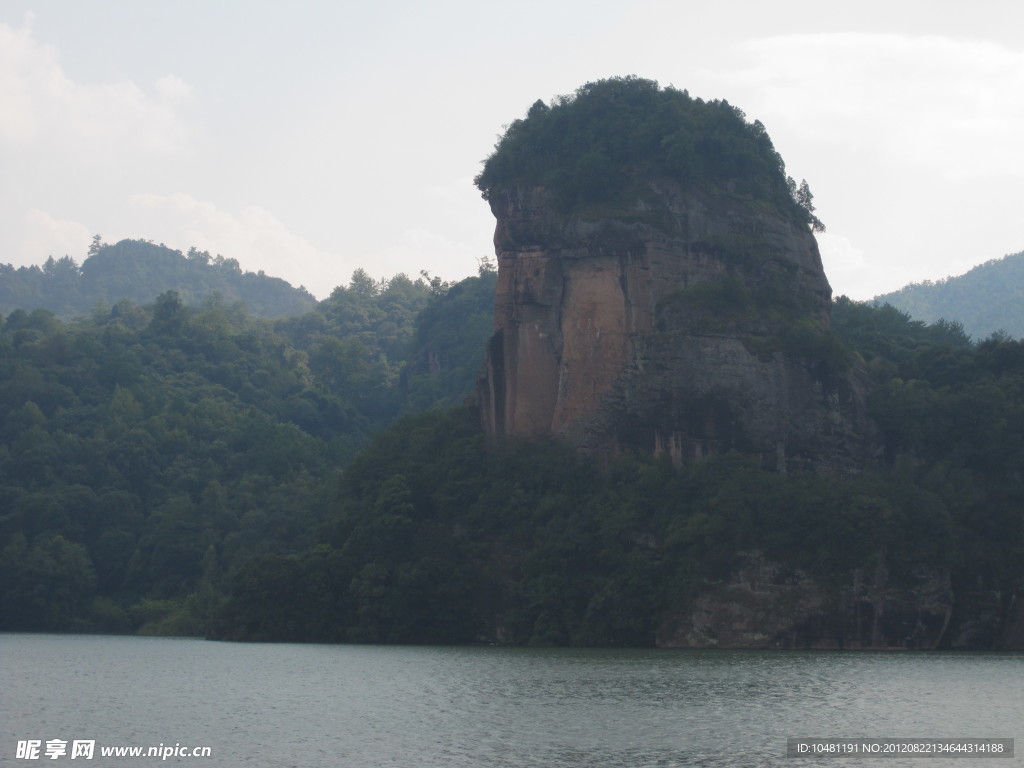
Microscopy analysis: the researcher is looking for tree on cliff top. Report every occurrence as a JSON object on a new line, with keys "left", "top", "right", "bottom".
{"left": 476, "top": 76, "right": 817, "bottom": 229}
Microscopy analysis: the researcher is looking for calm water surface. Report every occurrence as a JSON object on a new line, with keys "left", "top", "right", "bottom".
{"left": 1, "top": 634, "right": 1021, "bottom": 767}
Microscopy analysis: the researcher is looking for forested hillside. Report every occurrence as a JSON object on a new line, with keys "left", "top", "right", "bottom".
{"left": 875, "top": 250, "right": 1024, "bottom": 340}
{"left": 0, "top": 238, "right": 317, "bottom": 319}
{"left": 4, "top": 236, "right": 1023, "bottom": 648}
{"left": 215, "top": 298, "right": 1024, "bottom": 648}
{"left": 0, "top": 263, "right": 497, "bottom": 634}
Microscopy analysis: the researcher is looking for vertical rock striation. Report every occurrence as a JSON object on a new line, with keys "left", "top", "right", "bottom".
{"left": 477, "top": 181, "right": 873, "bottom": 472}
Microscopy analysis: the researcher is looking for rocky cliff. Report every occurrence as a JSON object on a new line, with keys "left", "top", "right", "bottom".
{"left": 477, "top": 181, "right": 873, "bottom": 472}
{"left": 467, "top": 77, "right": 945, "bottom": 650}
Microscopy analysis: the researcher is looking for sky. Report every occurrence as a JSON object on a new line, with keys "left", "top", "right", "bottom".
{"left": 1, "top": 1, "right": 1022, "bottom": 301}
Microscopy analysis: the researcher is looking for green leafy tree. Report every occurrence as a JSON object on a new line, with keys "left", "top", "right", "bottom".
{"left": 791, "top": 177, "right": 825, "bottom": 233}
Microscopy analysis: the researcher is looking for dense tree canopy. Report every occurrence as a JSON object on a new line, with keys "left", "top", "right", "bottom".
{"left": 2, "top": 232, "right": 1022, "bottom": 648}
{"left": 0, "top": 266, "right": 496, "bottom": 635}
{"left": 475, "top": 76, "right": 817, "bottom": 229}
{"left": 217, "top": 298, "right": 1024, "bottom": 646}
{"left": 0, "top": 239, "right": 317, "bottom": 319}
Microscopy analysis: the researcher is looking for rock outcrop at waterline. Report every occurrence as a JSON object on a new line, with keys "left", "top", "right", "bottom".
{"left": 655, "top": 552, "right": 953, "bottom": 650}
{"left": 476, "top": 181, "right": 873, "bottom": 472}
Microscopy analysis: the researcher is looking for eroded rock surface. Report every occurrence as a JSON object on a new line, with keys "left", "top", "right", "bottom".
{"left": 478, "top": 183, "right": 873, "bottom": 472}
{"left": 655, "top": 552, "right": 953, "bottom": 649}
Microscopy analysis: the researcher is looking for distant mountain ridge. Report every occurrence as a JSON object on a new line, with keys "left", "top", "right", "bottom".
{"left": 0, "top": 238, "right": 317, "bottom": 319}
{"left": 874, "top": 250, "right": 1024, "bottom": 340}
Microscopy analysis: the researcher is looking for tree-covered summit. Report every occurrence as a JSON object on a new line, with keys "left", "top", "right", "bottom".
{"left": 475, "top": 76, "right": 818, "bottom": 227}
{"left": 0, "top": 238, "right": 317, "bottom": 319}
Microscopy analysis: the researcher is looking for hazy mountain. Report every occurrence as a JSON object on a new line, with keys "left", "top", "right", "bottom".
{"left": 0, "top": 238, "right": 317, "bottom": 319}
{"left": 874, "top": 250, "right": 1024, "bottom": 340}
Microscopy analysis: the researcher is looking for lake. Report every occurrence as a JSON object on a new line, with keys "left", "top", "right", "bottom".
{"left": 1, "top": 634, "right": 1020, "bottom": 767}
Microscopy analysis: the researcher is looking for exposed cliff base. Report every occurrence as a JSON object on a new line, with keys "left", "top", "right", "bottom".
{"left": 478, "top": 184, "right": 874, "bottom": 472}
{"left": 655, "top": 552, "right": 953, "bottom": 649}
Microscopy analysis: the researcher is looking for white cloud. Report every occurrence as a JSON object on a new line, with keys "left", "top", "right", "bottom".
{"left": 0, "top": 19, "right": 39, "bottom": 141}
{"left": 17, "top": 209, "right": 92, "bottom": 263}
{"left": 362, "top": 225, "right": 483, "bottom": 284}
{"left": 126, "top": 193, "right": 349, "bottom": 298}
{"left": 0, "top": 15, "right": 192, "bottom": 157}
{"left": 728, "top": 33, "right": 1024, "bottom": 179}
{"left": 715, "top": 32, "right": 1024, "bottom": 299}
{"left": 816, "top": 232, "right": 898, "bottom": 301}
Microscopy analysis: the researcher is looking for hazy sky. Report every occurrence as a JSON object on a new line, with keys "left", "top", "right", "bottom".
{"left": 2, "top": 1, "right": 1022, "bottom": 300}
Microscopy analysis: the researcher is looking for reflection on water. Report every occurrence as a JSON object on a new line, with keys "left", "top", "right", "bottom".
{"left": 1, "top": 635, "right": 1021, "bottom": 767}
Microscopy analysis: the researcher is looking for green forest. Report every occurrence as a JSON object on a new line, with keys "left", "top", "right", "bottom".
{"left": 0, "top": 251, "right": 498, "bottom": 635}
{"left": 476, "top": 76, "right": 823, "bottom": 230}
{"left": 876, "top": 250, "right": 1024, "bottom": 340}
{"left": 1, "top": 77, "right": 1021, "bottom": 647}
{"left": 0, "top": 238, "right": 317, "bottom": 320}
{"left": 3, "top": 241, "right": 1021, "bottom": 646}
{"left": 215, "top": 301, "right": 1024, "bottom": 646}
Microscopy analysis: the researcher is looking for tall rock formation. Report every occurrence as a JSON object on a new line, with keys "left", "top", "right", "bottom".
{"left": 476, "top": 80, "right": 872, "bottom": 471}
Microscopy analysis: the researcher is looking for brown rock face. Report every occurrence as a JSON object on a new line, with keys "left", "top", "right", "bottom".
{"left": 478, "top": 183, "right": 872, "bottom": 471}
